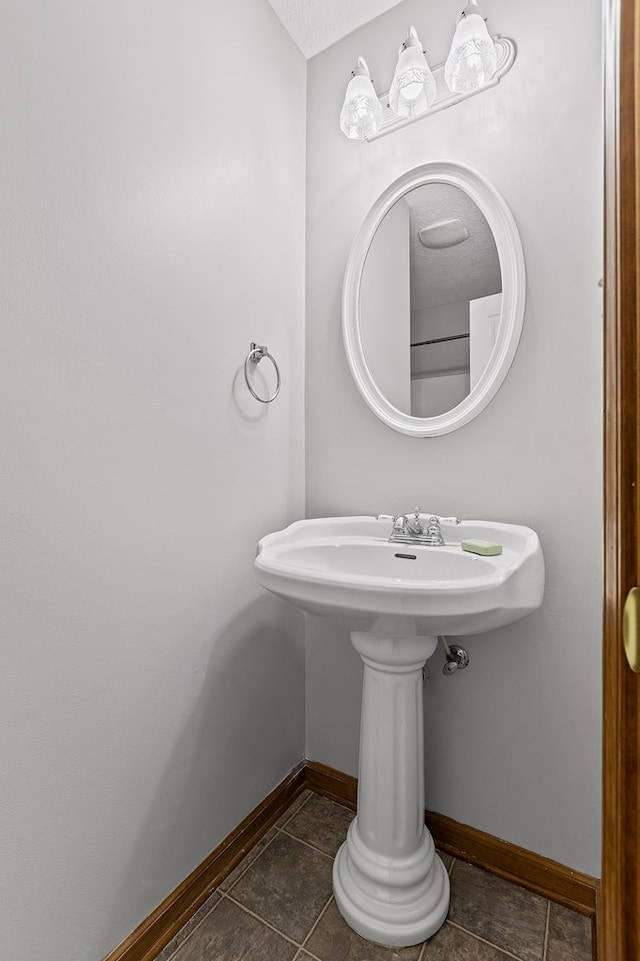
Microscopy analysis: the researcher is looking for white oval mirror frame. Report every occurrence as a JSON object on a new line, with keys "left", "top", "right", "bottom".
{"left": 342, "top": 162, "right": 526, "bottom": 436}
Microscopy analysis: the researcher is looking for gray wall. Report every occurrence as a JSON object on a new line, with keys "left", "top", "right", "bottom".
{"left": 305, "top": 0, "right": 602, "bottom": 877}
{"left": 0, "top": 2, "right": 306, "bottom": 959}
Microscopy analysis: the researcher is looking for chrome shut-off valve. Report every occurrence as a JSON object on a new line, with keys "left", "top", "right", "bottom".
{"left": 441, "top": 638, "right": 470, "bottom": 675}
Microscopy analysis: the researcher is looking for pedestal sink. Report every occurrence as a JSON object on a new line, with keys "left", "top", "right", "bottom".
{"left": 255, "top": 515, "right": 544, "bottom": 947}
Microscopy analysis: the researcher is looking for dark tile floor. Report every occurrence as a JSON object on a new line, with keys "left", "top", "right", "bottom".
{"left": 156, "top": 791, "right": 593, "bottom": 961}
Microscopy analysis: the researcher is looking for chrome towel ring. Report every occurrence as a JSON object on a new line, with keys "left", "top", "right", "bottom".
{"left": 244, "top": 342, "right": 281, "bottom": 404}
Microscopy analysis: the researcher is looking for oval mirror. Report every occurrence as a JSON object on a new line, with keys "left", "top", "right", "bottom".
{"left": 343, "top": 163, "right": 526, "bottom": 436}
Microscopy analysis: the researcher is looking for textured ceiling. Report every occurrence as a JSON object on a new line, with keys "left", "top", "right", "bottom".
{"left": 264, "top": 0, "right": 405, "bottom": 58}
{"left": 403, "top": 184, "right": 501, "bottom": 311}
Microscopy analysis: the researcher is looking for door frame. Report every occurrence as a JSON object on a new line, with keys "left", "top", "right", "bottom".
{"left": 601, "top": 0, "right": 639, "bottom": 958}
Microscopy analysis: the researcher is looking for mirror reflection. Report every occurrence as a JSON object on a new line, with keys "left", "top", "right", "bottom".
{"left": 360, "top": 183, "right": 502, "bottom": 418}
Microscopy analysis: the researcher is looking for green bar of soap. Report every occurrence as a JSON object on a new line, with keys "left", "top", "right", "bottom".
{"left": 461, "top": 539, "right": 503, "bottom": 556}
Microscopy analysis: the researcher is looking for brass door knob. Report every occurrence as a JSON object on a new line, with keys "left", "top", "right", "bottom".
{"left": 623, "top": 587, "right": 640, "bottom": 673}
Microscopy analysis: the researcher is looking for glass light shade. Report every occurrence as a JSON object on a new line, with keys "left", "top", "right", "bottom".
{"left": 340, "top": 57, "right": 383, "bottom": 140}
{"left": 388, "top": 27, "right": 436, "bottom": 119}
{"left": 444, "top": 1, "right": 497, "bottom": 93}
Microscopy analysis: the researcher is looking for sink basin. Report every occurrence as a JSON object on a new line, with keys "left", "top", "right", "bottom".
{"left": 255, "top": 515, "right": 544, "bottom": 635}
{"left": 255, "top": 514, "right": 544, "bottom": 949}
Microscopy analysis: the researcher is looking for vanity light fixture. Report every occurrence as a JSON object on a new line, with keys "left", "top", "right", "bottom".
{"left": 388, "top": 26, "right": 436, "bottom": 119}
{"left": 339, "top": 57, "right": 384, "bottom": 140}
{"left": 444, "top": 0, "right": 497, "bottom": 93}
{"left": 340, "top": 6, "right": 512, "bottom": 141}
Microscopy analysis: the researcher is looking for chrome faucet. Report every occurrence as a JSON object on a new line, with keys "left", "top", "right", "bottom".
{"left": 393, "top": 509, "right": 424, "bottom": 537}
{"left": 388, "top": 509, "right": 446, "bottom": 546}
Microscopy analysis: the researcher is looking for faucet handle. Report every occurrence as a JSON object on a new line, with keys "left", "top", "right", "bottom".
{"left": 419, "top": 513, "right": 461, "bottom": 525}
{"left": 425, "top": 515, "right": 445, "bottom": 546}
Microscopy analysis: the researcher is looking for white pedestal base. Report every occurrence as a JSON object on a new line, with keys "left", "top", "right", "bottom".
{"left": 332, "top": 626, "right": 450, "bottom": 947}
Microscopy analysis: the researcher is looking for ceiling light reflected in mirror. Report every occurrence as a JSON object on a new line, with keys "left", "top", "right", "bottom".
{"left": 418, "top": 219, "right": 470, "bottom": 250}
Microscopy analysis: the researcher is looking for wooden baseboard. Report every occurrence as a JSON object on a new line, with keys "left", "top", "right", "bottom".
{"left": 424, "top": 809, "right": 597, "bottom": 918}
{"left": 105, "top": 757, "right": 599, "bottom": 961}
{"left": 304, "top": 760, "right": 598, "bottom": 919}
{"left": 103, "top": 762, "right": 306, "bottom": 961}
{"left": 304, "top": 758, "right": 358, "bottom": 810}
